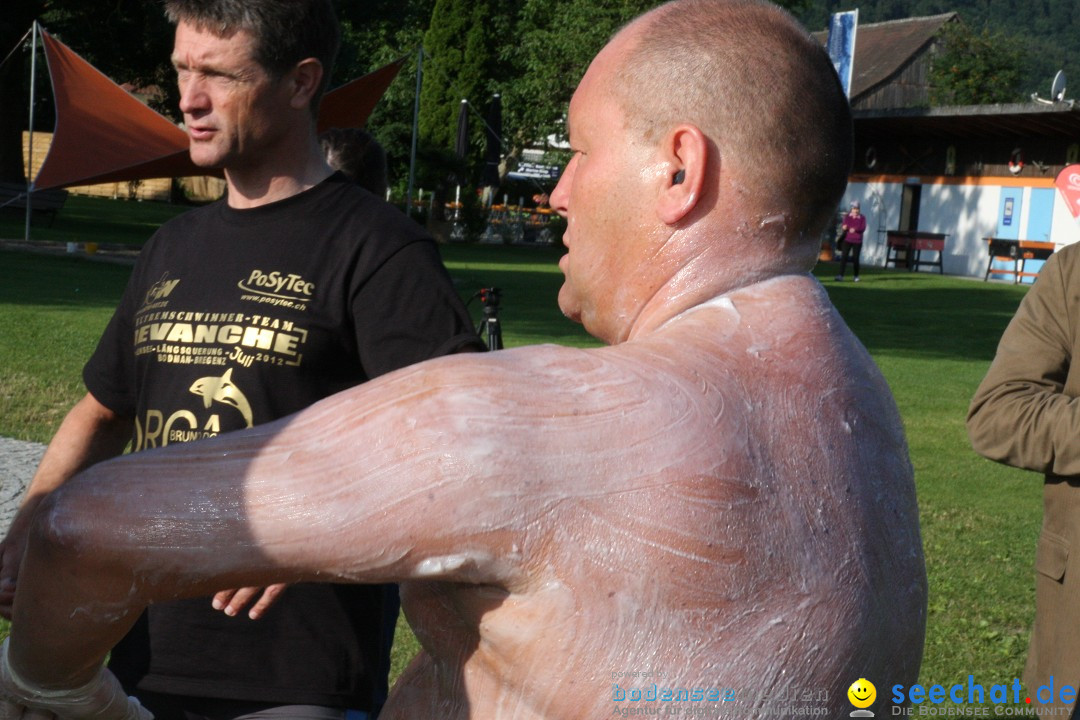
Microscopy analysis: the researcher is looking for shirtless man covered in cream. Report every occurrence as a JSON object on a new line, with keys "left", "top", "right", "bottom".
{"left": 0, "top": 1, "right": 925, "bottom": 718}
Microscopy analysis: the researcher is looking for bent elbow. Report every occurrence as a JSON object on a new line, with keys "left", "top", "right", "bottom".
{"left": 965, "top": 388, "right": 1022, "bottom": 464}
{"left": 26, "top": 486, "right": 100, "bottom": 568}
{"left": 25, "top": 480, "right": 134, "bottom": 578}
{"left": 967, "top": 402, "right": 1052, "bottom": 474}
{"left": 966, "top": 410, "right": 997, "bottom": 461}
{"left": 966, "top": 399, "right": 995, "bottom": 455}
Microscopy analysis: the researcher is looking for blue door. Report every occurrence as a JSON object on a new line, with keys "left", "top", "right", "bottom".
{"left": 1019, "top": 188, "right": 1055, "bottom": 284}
{"left": 989, "top": 188, "right": 1024, "bottom": 280}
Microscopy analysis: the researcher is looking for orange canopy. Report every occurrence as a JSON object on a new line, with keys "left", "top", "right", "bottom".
{"left": 32, "top": 29, "right": 404, "bottom": 191}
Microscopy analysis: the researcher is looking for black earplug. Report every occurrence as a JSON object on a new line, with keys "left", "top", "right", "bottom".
{"left": 673, "top": 169, "right": 685, "bottom": 185}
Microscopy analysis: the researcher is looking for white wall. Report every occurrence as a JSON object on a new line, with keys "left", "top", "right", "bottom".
{"left": 839, "top": 179, "right": 1080, "bottom": 279}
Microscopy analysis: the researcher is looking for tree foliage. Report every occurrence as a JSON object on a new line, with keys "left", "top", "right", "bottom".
{"left": 793, "top": 0, "right": 1079, "bottom": 104}
{"left": 41, "top": 1, "right": 176, "bottom": 114}
{"left": 413, "top": 0, "right": 518, "bottom": 198}
{"left": 929, "top": 23, "right": 1024, "bottom": 105}
{"left": 0, "top": 1, "right": 44, "bottom": 182}
{"left": 333, "top": 0, "right": 435, "bottom": 193}
{"left": 5, "top": 0, "right": 1054, "bottom": 190}
{"left": 505, "top": 0, "right": 656, "bottom": 157}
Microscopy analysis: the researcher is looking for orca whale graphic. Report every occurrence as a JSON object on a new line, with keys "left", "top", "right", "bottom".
{"left": 189, "top": 368, "right": 254, "bottom": 428}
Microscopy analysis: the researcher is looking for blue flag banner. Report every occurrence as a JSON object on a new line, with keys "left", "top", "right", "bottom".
{"left": 827, "top": 10, "right": 858, "bottom": 98}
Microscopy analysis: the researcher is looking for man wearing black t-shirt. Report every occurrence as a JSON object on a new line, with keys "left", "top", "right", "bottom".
{"left": 0, "top": 2, "right": 481, "bottom": 719}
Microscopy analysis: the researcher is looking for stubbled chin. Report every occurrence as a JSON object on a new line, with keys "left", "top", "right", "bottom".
{"left": 188, "top": 143, "right": 224, "bottom": 169}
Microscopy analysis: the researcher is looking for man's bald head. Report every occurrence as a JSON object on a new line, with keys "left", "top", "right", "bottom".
{"left": 613, "top": 0, "right": 852, "bottom": 240}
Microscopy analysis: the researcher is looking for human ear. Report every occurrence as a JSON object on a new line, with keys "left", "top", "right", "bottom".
{"left": 287, "top": 58, "right": 323, "bottom": 111}
{"left": 657, "top": 124, "right": 707, "bottom": 226}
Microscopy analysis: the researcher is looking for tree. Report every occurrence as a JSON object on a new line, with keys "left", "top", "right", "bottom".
{"left": 505, "top": 0, "right": 654, "bottom": 161}
{"left": 0, "top": 0, "right": 881, "bottom": 196}
{"left": 0, "top": 2, "right": 46, "bottom": 183}
{"left": 417, "top": 0, "right": 513, "bottom": 163}
{"left": 504, "top": 0, "right": 814, "bottom": 168}
{"left": 413, "top": 0, "right": 518, "bottom": 217}
{"left": 794, "top": 0, "right": 1078, "bottom": 101}
{"left": 335, "top": 0, "right": 436, "bottom": 194}
{"left": 929, "top": 22, "right": 1025, "bottom": 105}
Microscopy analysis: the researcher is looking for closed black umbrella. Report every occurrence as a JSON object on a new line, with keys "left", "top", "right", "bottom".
{"left": 457, "top": 97, "right": 470, "bottom": 173}
{"left": 454, "top": 98, "right": 469, "bottom": 186}
{"left": 480, "top": 93, "right": 502, "bottom": 188}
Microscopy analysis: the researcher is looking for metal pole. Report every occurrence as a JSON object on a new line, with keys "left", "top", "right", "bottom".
{"left": 405, "top": 46, "right": 423, "bottom": 218}
{"left": 24, "top": 22, "right": 38, "bottom": 243}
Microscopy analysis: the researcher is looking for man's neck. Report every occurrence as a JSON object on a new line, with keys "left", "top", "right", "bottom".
{"left": 224, "top": 140, "right": 334, "bottom": 209}
{"left": 628, "top": 269, "right": 817, "bottom": 344}
{"left": 624, "top": 236, "right": 816, "bottom": 344}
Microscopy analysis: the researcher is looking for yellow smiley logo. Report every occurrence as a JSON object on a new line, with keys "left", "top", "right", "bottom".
{"left": 848, "top": 678, "right": 876, "bottom": 709}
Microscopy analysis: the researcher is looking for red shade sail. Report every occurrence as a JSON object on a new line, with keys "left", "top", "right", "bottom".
{"left": 31, "top": 29, "right": 404, "bottom": 191}
{"left": 317, "top": 58, "right": 405, "bottom": 134}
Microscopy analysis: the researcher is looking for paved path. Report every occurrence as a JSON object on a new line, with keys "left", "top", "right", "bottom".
{"left": 0, "top": 438, "right": 44, "bottom": 535}
{"left": 0, "top": 239, "right": 139, "bottom": 265}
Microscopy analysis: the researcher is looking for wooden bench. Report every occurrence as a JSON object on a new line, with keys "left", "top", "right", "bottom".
{"left": 0, "top": 182, "right": 69, "bottom": 226}
{"left": 983, "top": 238, "right": 1055, "bottom": 283}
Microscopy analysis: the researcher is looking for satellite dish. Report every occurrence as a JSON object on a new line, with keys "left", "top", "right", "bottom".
{"left": 1032, "top": 70, "right": 1071, "bottom": 106}
{"left": 1052, "top": 70, "right": 1067, "bottom": 101}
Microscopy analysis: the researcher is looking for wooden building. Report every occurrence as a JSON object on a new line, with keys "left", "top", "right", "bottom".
{"left": 818, "top": 13, "right": 1080, "bottom": 279}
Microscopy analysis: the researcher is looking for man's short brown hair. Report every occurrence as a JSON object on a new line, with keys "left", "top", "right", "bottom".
{"left": 615, "top": 0, "right": 852, "bottom": 239}
{"left": 164, "top": 0, "right": 340, "bottom": 112}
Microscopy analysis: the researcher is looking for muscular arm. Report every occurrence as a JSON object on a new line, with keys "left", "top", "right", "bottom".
{"left": 967, "top": 250, "right": 1080, "bottom": 475}
{"left": 0, "top": 392, "right": 131, "bottom": 618}
{"left": 10, "top": 344, "right": 671, "bottom": 687}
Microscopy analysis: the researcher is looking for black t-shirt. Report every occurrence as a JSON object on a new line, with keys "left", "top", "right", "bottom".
{"left": 85, "top": 174, "right": 482, "bottom": 708}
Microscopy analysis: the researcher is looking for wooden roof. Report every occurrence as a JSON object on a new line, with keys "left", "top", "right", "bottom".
{"left": 854, "top": 102, "right": 1080, "bottom": 141}
{"left": 814, "top": 12, "right": 957, "bottom": 103}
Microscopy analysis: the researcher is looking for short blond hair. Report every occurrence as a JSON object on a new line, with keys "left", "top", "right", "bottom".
{"left": 614, "top": 0, "right": 852, "bottom": 239}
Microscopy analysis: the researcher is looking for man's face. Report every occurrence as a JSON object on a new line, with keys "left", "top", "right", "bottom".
{"left": 550, "top": 34, "right": 656, "bottom": 344}
{"left": 171, "top": 22, "right": 292, "bottom": 171}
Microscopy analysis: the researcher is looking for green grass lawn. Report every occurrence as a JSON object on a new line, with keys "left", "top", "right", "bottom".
{"left": 0, "top": 196, "right": 1047, "bottom": 697}
{"left": 1, "top": 194, "right": 189, "bottom": 247}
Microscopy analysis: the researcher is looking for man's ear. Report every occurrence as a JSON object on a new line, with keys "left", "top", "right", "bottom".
{"left": 658, "top": 124, "right": 707, "bottom": 226}
{"left": 287, "top": 58, "right": 324, "bottom": 111}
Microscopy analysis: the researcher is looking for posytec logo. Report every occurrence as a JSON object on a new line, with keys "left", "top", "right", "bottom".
{"left": 238, "top": 269, "right": 316, "bottom": 301}
{"left": 848, "top": 679, "right": 877, "bottom": 717}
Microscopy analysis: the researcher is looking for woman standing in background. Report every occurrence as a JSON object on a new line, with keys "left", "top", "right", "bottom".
{"left": 835, "top": 200, "right": 867, "bottom": 282}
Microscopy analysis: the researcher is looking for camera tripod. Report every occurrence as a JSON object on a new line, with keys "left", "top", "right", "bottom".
{"left": 472, "top": 287, "right": 503, "bottom": 351}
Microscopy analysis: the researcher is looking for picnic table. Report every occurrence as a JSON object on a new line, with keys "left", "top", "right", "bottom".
{"left": 480, "top": 204, "right": 557, "bottom": 244}
{"left": 885, "top": 230, "right": 948, "bottom": 274}
{"left": 983, "top": 238, "right": 1055, "bottom": 283}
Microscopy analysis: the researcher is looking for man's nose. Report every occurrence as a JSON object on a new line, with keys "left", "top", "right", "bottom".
{"left": 178, "top": 76, "right": 208, "bottom": 115}
{"left": 549, "top": 157, "right": 575, "bottom": 220}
